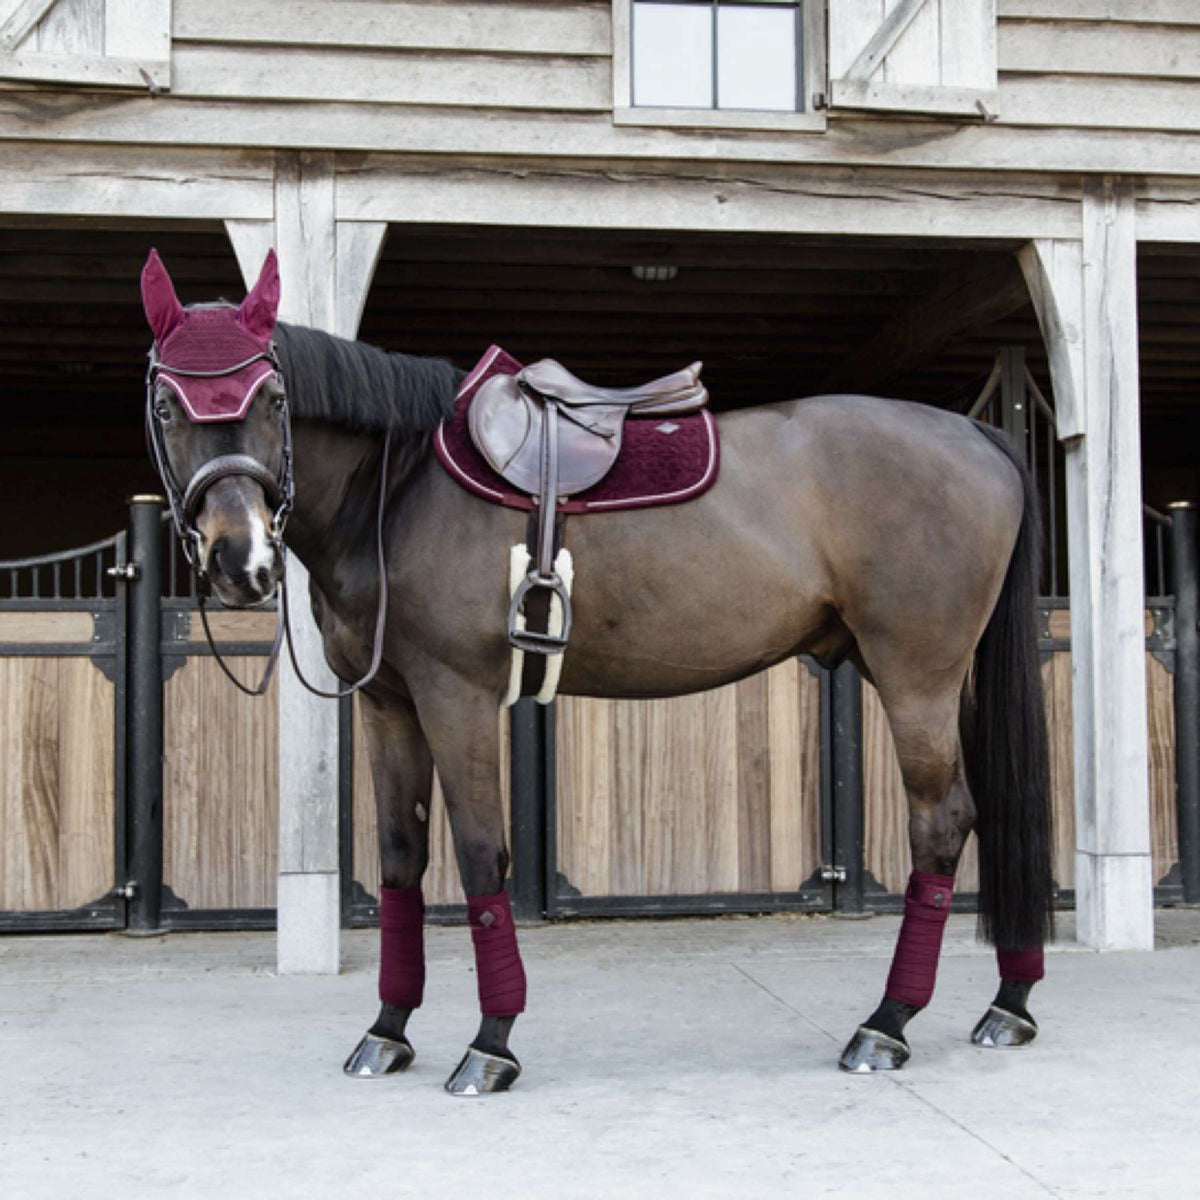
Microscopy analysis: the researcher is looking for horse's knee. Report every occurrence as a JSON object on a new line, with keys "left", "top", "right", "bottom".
{"left": 455, "top": 836, "right": 509, "bottom": 896}
{"left": 378, "top": 818, "right": 431, "bottom": 890}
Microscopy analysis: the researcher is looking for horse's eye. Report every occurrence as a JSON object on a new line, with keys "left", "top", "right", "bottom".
{"left": 154, "top": 398, "right": 173, "bottom": 423}
{"left": 271, "top": 392, "right": 286, "bottom": 413}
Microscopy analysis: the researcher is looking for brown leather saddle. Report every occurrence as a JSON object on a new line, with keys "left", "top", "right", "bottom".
{"left": 468, "top": 358, "right": 709, "bottom": 654}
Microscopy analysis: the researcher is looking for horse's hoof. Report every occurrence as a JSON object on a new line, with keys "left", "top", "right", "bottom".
{"left": 444, "top": 1046, "right": 521, "bottom": 1096}
{"left": 343, "top": 1033, "right": 415, "bottom": 1077}
{"left": 971, "top": 1004, "right": 1038, "bottom": 1048}
{"left": 838, "top": 1026, "right": 911, "bottom": 1073}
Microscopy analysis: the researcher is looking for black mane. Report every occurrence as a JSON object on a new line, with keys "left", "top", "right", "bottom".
{"left": 273, "top": 323, "right": 463, "bottom": 433}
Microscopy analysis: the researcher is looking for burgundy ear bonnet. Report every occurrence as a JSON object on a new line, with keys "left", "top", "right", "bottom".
{"left": 141, "top": 248, "right": 280, "bottom": 422}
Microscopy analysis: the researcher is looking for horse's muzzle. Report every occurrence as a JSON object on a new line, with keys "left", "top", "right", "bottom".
{"left": 206, "top": 531, "right": 284, "bottom": 608}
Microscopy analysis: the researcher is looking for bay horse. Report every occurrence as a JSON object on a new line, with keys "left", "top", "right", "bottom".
{"left": 140, "top": 249, "right": 1053, "bottom": 1095}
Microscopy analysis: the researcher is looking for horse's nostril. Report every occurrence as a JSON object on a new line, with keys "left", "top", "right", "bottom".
{"left": 255, "top": 566, "right": 272, "bottom": 593}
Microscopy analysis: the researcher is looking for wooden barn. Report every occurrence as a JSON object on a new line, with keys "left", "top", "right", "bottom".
{"left": 1, "top": 0, "right": 1197, "bottom": 968}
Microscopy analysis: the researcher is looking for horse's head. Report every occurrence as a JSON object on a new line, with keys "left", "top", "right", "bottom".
{"left": 141, "top": 249, "right": 290, "bottom": 607}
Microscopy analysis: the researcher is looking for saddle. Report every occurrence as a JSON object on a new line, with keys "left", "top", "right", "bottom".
{"left": 470, "top": 359, "right": 707, "bottom": 495}
{"left": 467, "top": 358, "right": 709, "bottom": 655}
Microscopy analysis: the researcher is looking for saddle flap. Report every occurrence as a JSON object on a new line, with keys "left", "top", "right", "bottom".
{"left": 468, "top": 373, "right": 533, "bottom": 477}
{"left": 468, "top": 373, "right": 623, "bottom": 496}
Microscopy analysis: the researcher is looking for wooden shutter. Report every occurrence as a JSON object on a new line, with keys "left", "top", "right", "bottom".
{"left": 829, "top": 0, "right": 996, "bottom": 117}
{"left": 0, "top": 0, "right": 171, "bottom": 90}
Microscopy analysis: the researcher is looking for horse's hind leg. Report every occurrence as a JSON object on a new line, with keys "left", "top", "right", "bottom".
{"left": 344, "top": 694, "right": 433, "bottom": 1079}
{"left": 411, "top": 675, "right": 526, "bottom": 1095}
{"left": 839, "top": 684, "right": 975, "bottom": 1073}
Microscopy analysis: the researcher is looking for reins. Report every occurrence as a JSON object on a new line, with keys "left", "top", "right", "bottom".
{"left": 148, "top": 344, "right": 392, "bottom": 701}
{"left": 275, "top": 430, "right": 391, "bottom": 700}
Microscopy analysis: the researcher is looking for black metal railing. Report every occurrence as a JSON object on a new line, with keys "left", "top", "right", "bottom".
{"left": 0, "top": 530, "right": 127, "bottom": 602}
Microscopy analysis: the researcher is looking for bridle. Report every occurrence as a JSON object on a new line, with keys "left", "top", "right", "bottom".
{"left": 146, "top": 344, "right": 294, "bottom": 571}
{"left": 145, "top": 344, "right": 390, "bottom": 700}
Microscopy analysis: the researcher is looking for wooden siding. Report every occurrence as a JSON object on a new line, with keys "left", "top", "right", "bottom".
{"left": 0, "top": 654, "right": 113, "bottom": 911}
{"left": 554, "top": 658, "right": 822, "bottom": 897}
{"left": 0, "top": 1, "right": 1197, "bottom": 178}
{"left": 162, "top": 654, "right": 278, "bottom": 910}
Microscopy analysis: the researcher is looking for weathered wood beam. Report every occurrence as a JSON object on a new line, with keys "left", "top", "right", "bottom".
{"left": 816, "top": 260, "right": 1030, "bottom": 394}
{"left": 1020, "top": 178, "right": 1153, "bottom": 951}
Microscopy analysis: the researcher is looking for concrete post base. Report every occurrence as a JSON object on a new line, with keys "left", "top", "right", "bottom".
{"left": 277, "top": 871, "right": 341, "bottom": 974}
{"left": 1075, "top": 851, "right": 1154, "bottom": 950}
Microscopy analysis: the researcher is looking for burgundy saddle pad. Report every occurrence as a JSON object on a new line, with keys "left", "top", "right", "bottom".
{"left": 435, "top": 345, "right": 720, "bottom": 514}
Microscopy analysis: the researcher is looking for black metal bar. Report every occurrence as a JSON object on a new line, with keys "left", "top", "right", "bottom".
{"left": 543, "top": 700, "right": 558, "bottom": 917}
{"left": 338, "top": 695, "right": 355, "bottom": 928}
{"left": 549, "top": 890, "right": 830, "bottom": 919}
{"left": 1170, "top": 502, "right": 1200, "bottom": 903}
{"left": 1047, "top": 416, "right": 1060, "bottom": 595}
{"left": 999, "top": 346, "right": 1028, "bottom": 466}
{"left": 509, "top": 697, "right": 548, "bottom": 921}
{"left": 831, "top": 662, "right": 865, "bottom": 914}
{"left": 126, "top": 495, "right": 165, "bottom": 933}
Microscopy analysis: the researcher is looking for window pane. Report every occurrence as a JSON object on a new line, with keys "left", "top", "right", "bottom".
{"left": 717, "top": 5, "right": 797, "bottom": 112}
{"left": 633, "top": 3, "right": 713, "bottom": 108}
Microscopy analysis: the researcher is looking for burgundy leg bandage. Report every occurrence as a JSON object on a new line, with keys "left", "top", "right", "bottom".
{"left": 379, "top": 886, "right": 425, "bottom": 1010}
{"left": 997, "top": 947, "right": 1045, "bottom": 983}
{"left": 467, "top": 891, "right": 527, "bottom": 1017}
{"left": 885, "top": 871, "right": 955, "bottom": 1009}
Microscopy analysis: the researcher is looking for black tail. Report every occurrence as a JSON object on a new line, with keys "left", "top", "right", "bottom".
{"left": 961, "top": 423, "right": 1054, "bottom": 950}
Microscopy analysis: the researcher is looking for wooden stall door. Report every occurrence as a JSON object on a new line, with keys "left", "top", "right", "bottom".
{"left": 554, "top": 657, "right": 825, "bottom": 908}
{"left": 0, "top": 650, "right": 115, "bottom": 915}
{"left": 162, "top": 610, "right": 279, "bottom": 915}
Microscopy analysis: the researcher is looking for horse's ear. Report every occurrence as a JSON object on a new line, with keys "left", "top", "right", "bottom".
{"left": 237, "top": 248, "right": 280, "bottom": 341}
{"left": 141, "top": 248, "right": 185, "bottom": 344}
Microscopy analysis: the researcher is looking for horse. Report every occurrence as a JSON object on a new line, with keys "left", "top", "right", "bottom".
{"left": 139, "top": 248, "right": 1053, "bottom": 1095}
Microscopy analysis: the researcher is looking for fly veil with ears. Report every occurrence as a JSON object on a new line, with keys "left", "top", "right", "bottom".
{"left": 140, "top": 248, "right": 390, "bottom": 699}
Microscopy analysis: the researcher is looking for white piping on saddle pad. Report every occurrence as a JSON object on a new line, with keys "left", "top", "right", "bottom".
{"left": 502, "top": 544, "right": 574, "bottom": 708}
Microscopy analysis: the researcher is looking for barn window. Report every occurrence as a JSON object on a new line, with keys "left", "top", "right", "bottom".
{"left": 614, "top": 0, "right": 827, "bottom": 132}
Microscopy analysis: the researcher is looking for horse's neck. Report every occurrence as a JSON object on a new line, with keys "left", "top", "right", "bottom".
{"left": 285, "top": 421, "right": 386, "bottom": 576}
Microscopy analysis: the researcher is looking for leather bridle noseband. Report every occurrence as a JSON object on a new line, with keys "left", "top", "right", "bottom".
{"left": 146, "top": 345, "right": 390, "bottom": 700}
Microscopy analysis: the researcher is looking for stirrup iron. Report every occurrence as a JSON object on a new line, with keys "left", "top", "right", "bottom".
{"left": 507, "top": 571, "right": 573, "bottom": 654}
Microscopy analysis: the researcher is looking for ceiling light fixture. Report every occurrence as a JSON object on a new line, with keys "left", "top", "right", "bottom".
{"left": 631, "top": 264, "right": 679, "bottom": 283}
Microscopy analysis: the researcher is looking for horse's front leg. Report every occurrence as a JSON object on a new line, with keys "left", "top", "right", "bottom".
{"left": 412, "top": 672, "right": 526, "bottom": 1096}
{"left": 344, "top": 693, "right": 433, "bottom": 1079}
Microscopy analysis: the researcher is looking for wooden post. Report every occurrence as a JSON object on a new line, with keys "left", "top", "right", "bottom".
{"left": 227, "top": 157, "right": 387, "bottom": 974}
{"left": 1018, "top": 177, "right": 1153, "bottom": 950}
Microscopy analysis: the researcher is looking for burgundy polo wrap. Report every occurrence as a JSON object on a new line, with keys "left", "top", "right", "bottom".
{"left": 885, "top": 870, "right": 955, "bottom": 1009}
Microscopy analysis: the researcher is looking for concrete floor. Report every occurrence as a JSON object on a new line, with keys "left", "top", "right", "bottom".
{"left": 2, "top": 910, "right": 1199, "bottom": 1200}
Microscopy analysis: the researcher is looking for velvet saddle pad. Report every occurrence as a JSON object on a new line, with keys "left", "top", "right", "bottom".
{"left": 435, "top": 345, "right": 720, "bottom": 514}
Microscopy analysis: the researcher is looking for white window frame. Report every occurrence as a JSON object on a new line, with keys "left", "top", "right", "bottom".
{"left": 613, "top": 0, "right": 827, "bottom": 134}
